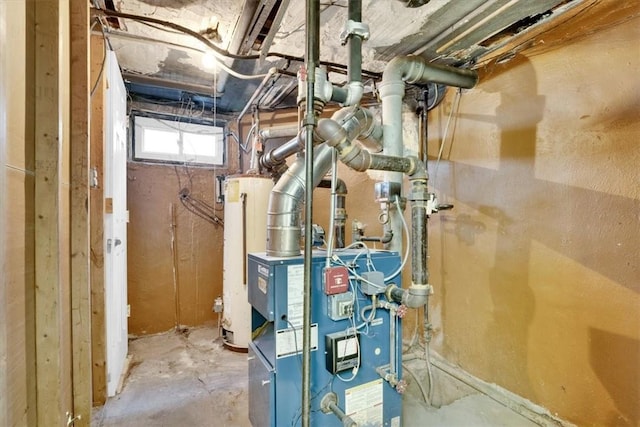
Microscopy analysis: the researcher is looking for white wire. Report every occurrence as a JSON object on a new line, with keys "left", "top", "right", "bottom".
{"left": 326, "top": 149, "right": 338, "bottom": 268}
{"left": 433, "top": 88, "right": 462, "bottom": 189}
{"left": 336, "top": 309, "right": 361, "bottom": 383}
{"left": 384, "top": 196, "right": 410, "bottom": 282}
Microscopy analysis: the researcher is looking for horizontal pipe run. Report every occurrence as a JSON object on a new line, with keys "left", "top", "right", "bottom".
{"left": 260, "top": 137, "right": 301, "bottom": 171}
{"left": 383, "top": 55, "right": 478, "bottom": 89}
{"left": 259, "top": 125, "right": 299, "bottom": 141}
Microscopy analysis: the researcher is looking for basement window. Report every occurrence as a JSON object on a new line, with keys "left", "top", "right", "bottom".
{"left": 132, "top": 115, "right": 225, "bottom": 166}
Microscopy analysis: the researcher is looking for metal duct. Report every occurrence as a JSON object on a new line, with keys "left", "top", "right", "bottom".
{"left": 332, "top": 106, "right": 383, "bottom": 152}
{"left": 265, "top": 143, "right": 332, "bottom": 257}
{"left": 266, "top": 104, "right": 385, "bottom": 257}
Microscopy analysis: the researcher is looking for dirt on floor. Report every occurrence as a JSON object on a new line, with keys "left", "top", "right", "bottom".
{"left": 93, "top": 327, "right": 540, "bottom": 427}
{"left": 93, "top": 327, "right": 249, "bottom": 427}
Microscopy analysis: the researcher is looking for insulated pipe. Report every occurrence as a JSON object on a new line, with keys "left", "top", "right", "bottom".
{"left": 379, "top": 55, "right": 477, "bottom": 253}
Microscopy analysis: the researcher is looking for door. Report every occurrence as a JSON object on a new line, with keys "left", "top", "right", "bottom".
{"left": 104, "top": 50, "right": 128, "bottom": 397}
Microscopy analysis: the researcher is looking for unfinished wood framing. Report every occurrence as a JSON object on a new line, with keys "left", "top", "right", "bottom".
{"left": 90, "top": 33, "right": 108, "bottom": 406}
{"left": 70, "top": 0, "right": 92, "bottom": 424}
{"left": 0, "top": 1, "right": 8, "bottom": 424}
{"left": 34, "top": 0, "right": 72, "bottom": 424}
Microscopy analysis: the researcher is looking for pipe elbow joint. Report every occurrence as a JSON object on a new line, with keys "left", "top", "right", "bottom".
{"left": 340, "top": 144, "right": 370, "bottom": 171}
{"left": 386, "top": 283, "right": 430, "bottom": 308}
{"left": 407, "top": 155, "right": 427, "bottom": 180}
{"left": 317, "top": 118, "right": 347, "bottom": 148}
{"left": 342, "top": 81, "right": 364, "bottom": 106}
{"left": 403, "top": 284, "right": 430, "bottom": 308}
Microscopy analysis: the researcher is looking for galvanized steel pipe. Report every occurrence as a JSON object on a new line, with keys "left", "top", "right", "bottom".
{"left": 302, "top": 1, "right": 320, "bottom": 425}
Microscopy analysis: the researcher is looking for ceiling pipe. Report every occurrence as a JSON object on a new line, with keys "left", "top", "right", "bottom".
{"left": 376, "top": 55, "right": 477, "bottom": 307}
{"left": 379, "top": 55, "right": 477, "bottom": 255}
{"left": 339, "top": 0, "right": 367, "bottom": 106}
{"left": 259, "top": 136, "right": 302, "bottom": 176}
{"left": 259, "top": 125, "right": 299, "bottom": 140}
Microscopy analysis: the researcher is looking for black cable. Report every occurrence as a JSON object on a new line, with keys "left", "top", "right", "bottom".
{"left": 90, "top": 17, "right": 108, "bottom": 97}
{"left": 90, "top": 8, "right": 384, "bottom": 80}
{"left": 92, "top": 8, "right": 260, "bottom": 60}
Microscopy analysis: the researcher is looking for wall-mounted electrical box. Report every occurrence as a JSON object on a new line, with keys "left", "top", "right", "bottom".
{"left": 328, "top": 292, "right": 353, "bottom": 321}
{"left": 324, "top": 266, "right": 350, "bottom": 295}
{"left": 325, "top": 331, "right": 360, "bottom": 374}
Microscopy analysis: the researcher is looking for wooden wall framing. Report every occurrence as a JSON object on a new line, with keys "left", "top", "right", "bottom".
{"left": 70, "top": 0, "right": 93, "bottom": 424}
{"left": 90, "top": 33, "right": 108, "bottom": 406}
{"left": 34, "top": 0, "right": 70, "bottom": 423}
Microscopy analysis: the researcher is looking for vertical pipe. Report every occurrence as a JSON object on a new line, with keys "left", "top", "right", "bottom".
{"left": 411, "top": 200, "right": 428, "bottom": 285}
{"left": 347, "top": 0, "right": 362, "bottom": 84}
{"left": 241, "top": 193, "right": 247, "bottom": 284}
{"left": 335, "top": 193, "right": 346, "bottom": 248}
{"left": 303, "top": 1, "right": 320, "bottom": 425}
{"left": 379, "top": 80, "right": 405, "bottom": 255}
{"left": 390, "top": 306, "right": 397, "bottom": 376}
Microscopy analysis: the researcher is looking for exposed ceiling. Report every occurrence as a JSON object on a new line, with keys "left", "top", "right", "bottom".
{"left": 92, "top": 0, "right": 595, "bottom": 114}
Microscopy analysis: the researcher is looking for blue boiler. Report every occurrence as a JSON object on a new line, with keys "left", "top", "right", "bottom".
{"left": 248, "top": 249, "right": 404, "bottom": 427}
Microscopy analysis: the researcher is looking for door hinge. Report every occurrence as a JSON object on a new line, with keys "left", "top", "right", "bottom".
{"left": 90, "top": 167, "right": 99, "bottom": 188}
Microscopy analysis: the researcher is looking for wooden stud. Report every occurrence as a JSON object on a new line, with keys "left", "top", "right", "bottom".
{"left": 0, "top": 1, "right": 7, "bottom": 424}
{"left": 70, "top": 0, "right": 92, "bottom": 424}
{"left": 34, "top": 0, "right": 69, "bottom": 424}
{"left": 90, "top": 33, "right": 108, "bottom": 406}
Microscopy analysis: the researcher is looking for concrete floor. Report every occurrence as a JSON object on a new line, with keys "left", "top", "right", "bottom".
{"left": 92, "top": 326, "right": 539, "bottom": 427}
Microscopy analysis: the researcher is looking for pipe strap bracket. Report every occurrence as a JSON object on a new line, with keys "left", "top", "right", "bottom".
{"left": 340, "top": 20, "right": 370, "bottom": 45}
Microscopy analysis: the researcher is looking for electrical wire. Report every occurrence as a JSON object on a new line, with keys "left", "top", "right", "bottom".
{"left": 90, "top": 17, "right": 108, "bottom": 97}
{"left": 92, "top": 9, "right": 269, "bottom": 80}
{"left": 402, "top": 362, "right": 431, "bottom": 406}
{"left": 433, "top": 88, "right": 462, "bottom": 190}
{"left": 90, "top": 8, "right": 383, "bottom": 81}
{"left": 179, "top": 188, "right": 224, "bottom": 226}
{"left": 92, "top": 8, "right": 259, "bottom": 60}
{"left": 325, "top": 149, "right": 339, "bottom": 268}
{"left": 383, "top": 196, "right": 410, "bottom": 282}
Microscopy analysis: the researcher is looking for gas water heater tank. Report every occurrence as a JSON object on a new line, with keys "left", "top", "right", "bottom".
{"left": 222, "top": 175, "right": 273, "bottom": 350}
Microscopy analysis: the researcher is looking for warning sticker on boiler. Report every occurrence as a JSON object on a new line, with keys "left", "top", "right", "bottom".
{"left": 345, "top": 379, "right": 383, "bottom": 426}
{"left": 287, "top": 264, "right": 304, "bottom": 327}
{"left": 275, "top": 324, "right": 318, "bottom": 358}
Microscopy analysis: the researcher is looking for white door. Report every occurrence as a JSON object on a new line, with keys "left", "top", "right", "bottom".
{"left": 104, "top": 50, "right": 128, "bottom": 397}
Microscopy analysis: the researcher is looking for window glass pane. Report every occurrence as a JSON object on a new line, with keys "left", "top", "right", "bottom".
{"left": 183, "top": 132, "right": 217, "bottom": 157}
{"left": 143, "top": 128, "right": 179, "bottom": 154}
{"left": 133, "top": 115, "right": 225, "bottom": 165}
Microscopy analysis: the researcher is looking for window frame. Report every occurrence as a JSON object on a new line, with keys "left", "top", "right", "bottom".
{"left": 130, "top": 111, "right": 226, "bottom": 167}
